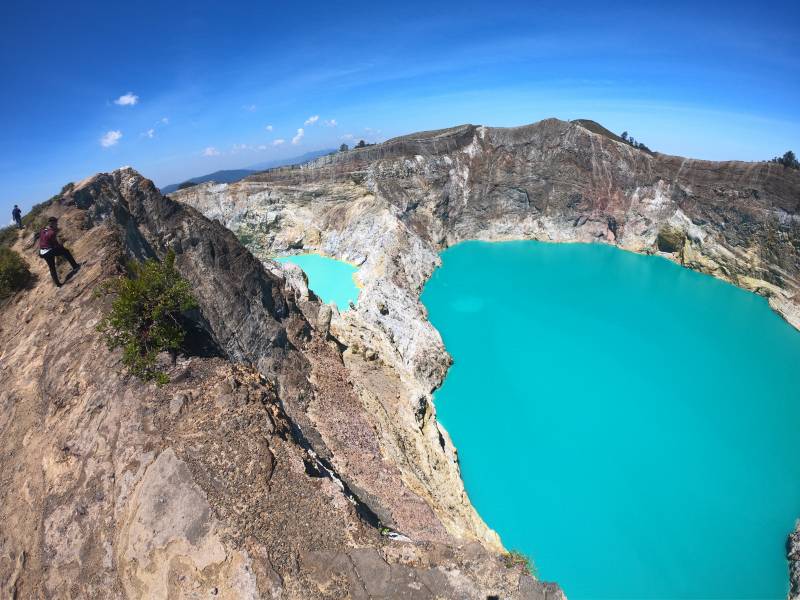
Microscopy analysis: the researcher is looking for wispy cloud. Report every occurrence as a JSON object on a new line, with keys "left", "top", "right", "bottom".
{"left": 243, "top": 104, "right": 257, "bottom": 112}
{"left": 291, "top": 128, "right": 304, "bottom": 145}
{"left": 202, "top": 146, "right": 220, "bottom": 156}
{"left": 113, "top": 92, "right": 139, "bottom": 106}
{"left": 160, "top": 117, "right": 169, "bottom": 125}
{"left": 257, "top": 144, "right": 268, "bottom": 150}
{"left": 144, "top": 128, "right": 155, "bottom": 138}
{"left": 273, "top": 139, "right": 285, "bottom": 146}
{"left": 265, "top": 124, "right": 273, "bottom": 131}
{"left": 340, "top": 133, "right": 354, "bottom": 140}
{"left": 304, "top": 115, "right": 319, "bottom": 126}
{"left": 324, "top": 119, "right": 338, "bottom": 127}
{"left": 100, "top": 130, "right": 122, "bottom": 147}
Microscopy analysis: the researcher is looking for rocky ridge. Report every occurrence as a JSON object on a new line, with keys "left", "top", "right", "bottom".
{"left": 172, "top": 117, "right": 800, "bottom": 596}
{"left": 0, "top": 169, "right": 562, "bottom": 598}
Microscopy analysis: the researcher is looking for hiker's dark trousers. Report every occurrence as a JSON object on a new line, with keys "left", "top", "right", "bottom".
{"left": 41, "top": 247, "right": 78, "bottom": 285}
{"left": 13, "top": 216, "right": 22, "bottom": 229}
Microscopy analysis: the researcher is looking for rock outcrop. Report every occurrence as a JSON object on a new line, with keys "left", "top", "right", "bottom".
{"left": 790, "top": 522, "right": 800, "bottom": 600}
{"left": 0, "top": 169, "right": 562, "bottom": 599}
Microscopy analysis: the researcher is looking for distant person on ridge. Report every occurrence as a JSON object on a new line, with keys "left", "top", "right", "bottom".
{"left": 38, "top": 217, "right": 80, "bottom": 287}
{"left": 12, "top": 205, "right": 23, "bottom": 229}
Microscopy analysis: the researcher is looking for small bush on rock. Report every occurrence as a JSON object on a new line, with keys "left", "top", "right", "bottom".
{"left": 0, "top": 247, "right": 32, "bottom": 299}
{"left": 503, "top": 550, "right": 536, "bottom": 576}
{"left": 97, "top": 250, "right": 197, "bottom": 384}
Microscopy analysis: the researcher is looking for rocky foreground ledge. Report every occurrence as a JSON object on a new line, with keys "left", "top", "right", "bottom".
{"left": 0, "top": 169, "right": 562, "bottom": 598}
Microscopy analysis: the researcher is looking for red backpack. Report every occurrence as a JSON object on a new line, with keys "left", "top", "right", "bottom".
{"left": 39, "top": 227, "right": 57, "bottom": 250}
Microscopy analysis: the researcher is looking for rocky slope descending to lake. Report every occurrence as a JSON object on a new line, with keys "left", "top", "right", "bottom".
{"left": 0, "top": 168, "right": 562, "bottom": 599}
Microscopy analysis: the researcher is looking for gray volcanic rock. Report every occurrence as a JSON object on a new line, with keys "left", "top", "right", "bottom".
{"left": 0, "top": 169, "right": 562, "bottom": 599}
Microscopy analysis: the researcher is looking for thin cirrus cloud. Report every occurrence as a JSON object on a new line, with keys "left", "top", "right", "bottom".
{"left": 265, "top": 124, "right": 273, "bottom": 131}
{"left": 323, "top": 119, "right": 337, "bottom": 127}
{"left": 100, "top": 130, "right": 122, "bottom": 147}
{"left": 202, "top": 146, "right": 220, "bottom": 156}
{"left": 291, "top": 128, "right": 304, "bottom": 145}
{"left": 144, "top": 128, "right": 155, "bottom": 139}
{"left": 113, "top": 92, "right": 139, "bottom": 106}
{"left": 272, "top": 139, "right": 285, "bottom": 146}
{"left": 303, "top": 115, "right": 319, "bottom": 126}
{"left": 243, "top": 104, "right": 257, "bottom": 112}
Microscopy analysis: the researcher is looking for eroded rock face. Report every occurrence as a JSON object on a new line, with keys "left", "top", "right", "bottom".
{"left": 0, "top": 170, "right": 561, "bottom": 599}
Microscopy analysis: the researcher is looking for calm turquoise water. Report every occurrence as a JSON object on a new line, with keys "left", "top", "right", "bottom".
{"left": 276, "top": 254, "right": 359, "bottom": 311}
{"left": 420, "top": 240, "right": 800, "bottom": 600}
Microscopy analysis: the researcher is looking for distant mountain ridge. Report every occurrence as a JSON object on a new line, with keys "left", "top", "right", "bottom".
{"left": 160, "top": 149, "right": 335, "bottom": 194}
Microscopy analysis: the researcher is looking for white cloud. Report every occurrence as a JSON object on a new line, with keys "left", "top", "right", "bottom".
{"left": 257, "top": 144, "right": 268, "bottom": 150}
{"left": 272, "top": 139, "right": 285, "bottom": 146}
{"left": 243, "top": 104, "right": 257, "bottom": 112}
{"left": 144, "top": 128, "right": 155, "bottom": 138}
{"left": 304, "top": 115, "right": 319, "bottom": 126}
{"left": 100, "top": 130, "right": 122, "bottom": 147}
{"left": 114, "top": 92, "right": 139, "bottom": 106}
{"left": 265, "top": 124, "right": 273, "bottom": 131}
{"left": 160, "top": 117, "right": 169, "bottom": 124}
{"left": 340, "top": 133, "right": 354, "bottom": 140}
{"left": 202, "top": 146, "right": 220, "bottom": 156}
{"left": 291, "top": 128, "right": 304, "bottom": 145}
{"left": 324, "top": 119, "right": 338, "bottom": 127}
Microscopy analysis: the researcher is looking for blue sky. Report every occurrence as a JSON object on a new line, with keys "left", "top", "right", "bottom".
{"left": 1, "top": 0, "right": 798, "bottom": 218}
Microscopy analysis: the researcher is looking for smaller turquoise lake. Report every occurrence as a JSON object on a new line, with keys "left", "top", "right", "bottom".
{"left": 276, "top": 253, "right": 360, "bottom": 311}
{"left": 421, "top": 240, "right": 800, "bottom": 600}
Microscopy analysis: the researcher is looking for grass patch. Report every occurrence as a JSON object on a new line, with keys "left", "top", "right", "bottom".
{"left": 0, "top": 226, "right": 20, "bottom": 248}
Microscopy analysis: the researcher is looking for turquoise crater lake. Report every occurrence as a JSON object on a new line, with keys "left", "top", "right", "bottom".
{"left": 420, "top": 240, "right": 800, "bottom": 600}
{"left": 276, "top": 254, "right": 359, "bottom": 311}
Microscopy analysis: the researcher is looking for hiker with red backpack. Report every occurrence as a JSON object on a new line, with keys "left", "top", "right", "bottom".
{"left": 38, "top": 217, "right": 80, "bottom": 287}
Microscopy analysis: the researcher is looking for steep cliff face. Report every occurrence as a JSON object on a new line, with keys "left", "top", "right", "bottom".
{"left": 0, "top": 169, "right": 562, "bottom": 599}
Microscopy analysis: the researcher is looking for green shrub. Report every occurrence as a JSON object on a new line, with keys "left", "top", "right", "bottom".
{"left": 97, "top": 250, "right": 197, "bottom": 384}
{"left": 503, "top": 550, "right": 536, "bottom": 576}
{"left": 770, "top": 150, "right": 799, "bottom": 170}
{"left": 0, "top": 247, "right": 32, "bottom": 299}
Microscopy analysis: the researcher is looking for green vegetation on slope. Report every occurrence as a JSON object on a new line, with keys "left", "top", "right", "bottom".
{"left": 0, "top": 246, "right": 32, "bottom": 299}
{"left": 97, "top": 250, "right": 197, "bottom": 384}
{"left": 770, "top": 150, "right": 799, "bottom": 170}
